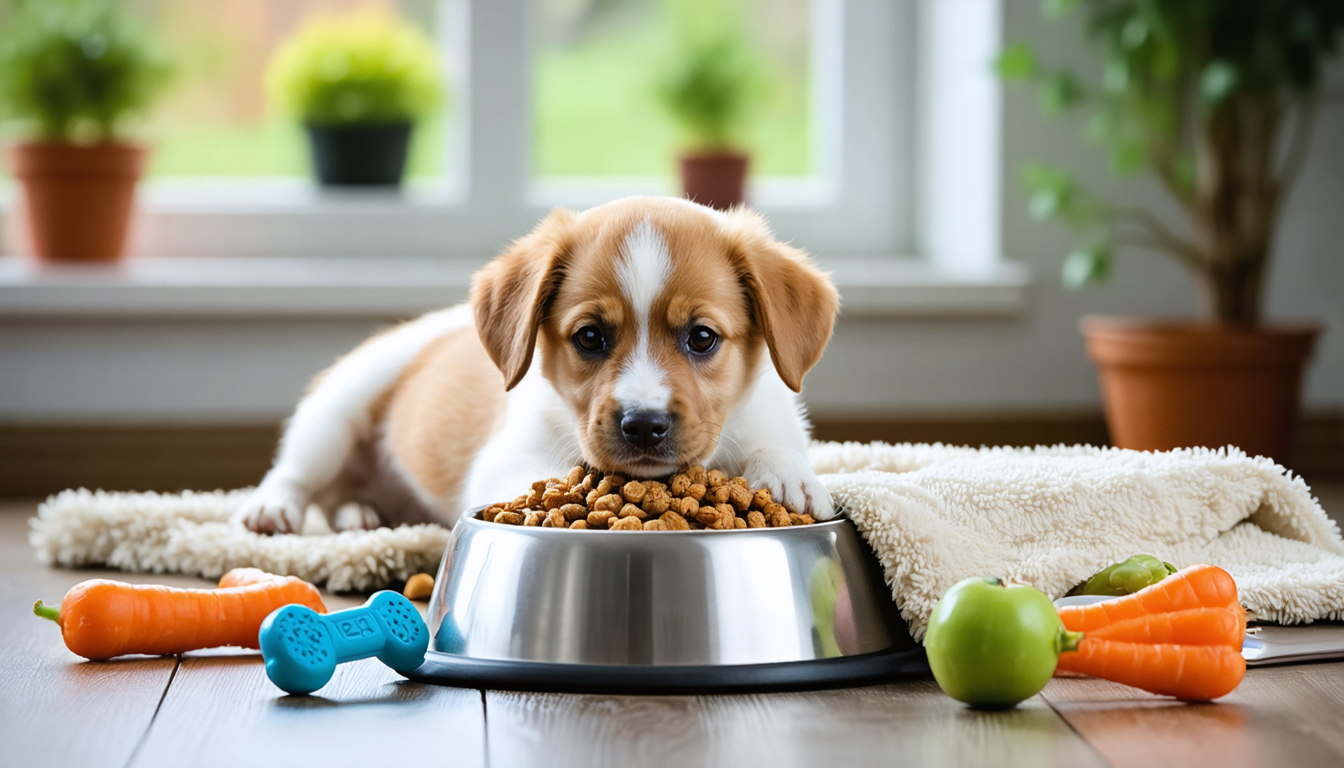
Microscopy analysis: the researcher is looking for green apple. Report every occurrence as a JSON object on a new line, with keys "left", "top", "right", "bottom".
{"left": 924, "top": 576, "right": 1080, "bottom": 709}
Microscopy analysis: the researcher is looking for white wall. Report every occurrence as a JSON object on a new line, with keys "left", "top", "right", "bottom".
{"left": 0, "top": 2, "right": 1338, "bottom": 424}
{"left": 806, "top": 1, "right": 1342, "bottom": 418}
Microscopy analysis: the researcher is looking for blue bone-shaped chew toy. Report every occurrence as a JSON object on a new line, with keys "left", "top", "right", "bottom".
{"left": 259, "top": 591, "right": 428, "bottom": 695}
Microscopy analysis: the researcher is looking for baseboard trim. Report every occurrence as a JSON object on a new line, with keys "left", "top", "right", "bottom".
{"left": 0, "top": 424, "right": 281, "bottom": 498}
{"left": 2, "top": 412, "right": 1339, "bottom": 498}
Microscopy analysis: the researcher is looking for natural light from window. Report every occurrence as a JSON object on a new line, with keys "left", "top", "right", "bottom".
{"left": 531, "top": 0, "right": 813, "bottom": 179}
{"left": 129, "top": 0, "right": 447, "bottom": 180}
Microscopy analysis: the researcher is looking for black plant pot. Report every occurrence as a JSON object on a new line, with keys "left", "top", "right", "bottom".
{"left": 305, "top": 122, "right": 412, "bottom": 187}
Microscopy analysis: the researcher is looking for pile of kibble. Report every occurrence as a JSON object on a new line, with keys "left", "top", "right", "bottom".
{"left": 480, "top": 465, "right": 816, "bottom": 531}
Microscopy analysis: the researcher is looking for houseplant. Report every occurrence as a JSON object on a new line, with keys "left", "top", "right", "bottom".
{"left": 265, "top": 10, "right": 444, "bottom": 187}
{"left": 999, "top": 0, "right": 1344, "bottom": 463}
{"left": 656, "top": 29, "right": 762, "bottom": 210}
{"left": 0, "top": 0, "right": 170, "bottom": 263}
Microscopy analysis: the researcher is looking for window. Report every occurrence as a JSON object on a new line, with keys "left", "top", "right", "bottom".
{"left": 135, "top": 0, "right": 449, "bottom": 180}
{"left": 532, "top": 0, "right": 814, "bottom": 179}
{"left": 2, "top": 0, "right": 917, "bottom": 262}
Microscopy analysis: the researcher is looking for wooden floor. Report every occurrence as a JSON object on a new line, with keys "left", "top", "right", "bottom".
{"left": 4, "top": 486, "right": 1344, "bottom": 768}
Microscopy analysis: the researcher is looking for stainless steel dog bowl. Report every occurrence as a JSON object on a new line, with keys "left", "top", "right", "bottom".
{"left": 403, "top": 510, "right": 926, "bottom": 693}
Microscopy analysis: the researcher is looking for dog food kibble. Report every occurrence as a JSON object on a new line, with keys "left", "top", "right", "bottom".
{"left": 564, "top": 465, "right": 586, "bottom": 488}
{"left": 480, "top": 466, "right": 820, "bottom": 532}
{"left": 610, "top": 515, "right": 643, "bottom": 531}
{"left": 402, "top": 573, "right": 435, "bottom": 601}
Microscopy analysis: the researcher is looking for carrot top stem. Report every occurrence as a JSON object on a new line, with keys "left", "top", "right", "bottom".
{"left": 33, "top": 600, "right": 60, "bottom": 624}
{"left": 1058, "top": 628, "right": 1084, "bottom": 656}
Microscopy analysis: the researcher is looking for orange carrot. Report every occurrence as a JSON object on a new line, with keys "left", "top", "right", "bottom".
{"left": 1059, "top": 563, "right": 1239, "bottom": 632}
{"left": 1079, "top": 604, "right": 1246, "bottom": 647}
{"left": 1055, "top": 564, "right": 1246, "bottom": 701}
{"left": 1055, "top": 640, "right": 1246, "bottom": 700}
{"left": 217, "top": 567, "right": 287, "bottom": 589}
{"left": 33, "top": 574, "right": 327, "bottom": 660}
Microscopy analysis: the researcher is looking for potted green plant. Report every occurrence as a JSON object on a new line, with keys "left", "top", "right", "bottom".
{"left": 0, "top": 0, "right": 170, "bottom": 263}
{"left": 999, "top": 0, "right": 1344, "bottom": 464}
{"left": 656, "top": 32, "right": 762, "bottom": 210}
{"left": 265, "top": 10, "right": 444, "bottom": 187}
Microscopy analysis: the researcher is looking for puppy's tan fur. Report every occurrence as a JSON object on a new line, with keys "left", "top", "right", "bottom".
{"left": 236, "top": 197, "right": 839, "bottom": 533}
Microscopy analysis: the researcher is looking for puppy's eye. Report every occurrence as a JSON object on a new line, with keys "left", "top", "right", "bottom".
{"left": 572, "top": 325, "right": 606, "bottom": 355}
{"left": 687, "top": 326, "right": 719, "bottom": 355}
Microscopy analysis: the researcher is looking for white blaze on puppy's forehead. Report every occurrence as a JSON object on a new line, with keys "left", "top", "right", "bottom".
{"left": 614, "top": 219, "right": 673, "bottom": 411}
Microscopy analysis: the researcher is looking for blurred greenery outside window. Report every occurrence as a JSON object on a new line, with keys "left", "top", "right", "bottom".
{"left": 144, "top": 0, "right": 445, "bottom": 179}
{"left": 0, "top": 0, "right": 813, "bottom": 184}
{"left": 0, "top": 0, "right": 447, "bottom": 181}
{"left": 533, "top": 0, "right": 814, "bottom": 178}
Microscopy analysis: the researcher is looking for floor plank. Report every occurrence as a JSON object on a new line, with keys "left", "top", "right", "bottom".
{"left": 129, "top": 652, "right": 486, "bottom": 768}
{"left": 696, "top": 683, "right": 1106, "bottom": 768}
{"left": 486, "top": 682, "right": 1106, "bottom": 768}
{"left": 486, "top": 691, "right": 707, "bottom": 767}
{"left": 1041, "top": 665, "right": 1344, "bottom": 768}
{"left": 7, "top": 482, "right": 1344, "bottom": 768}
{"left": 2, "top": 501, "right": 486, "bottom": 768}
{"left": 0, "top": 567, "right": 178, "bottom": 768}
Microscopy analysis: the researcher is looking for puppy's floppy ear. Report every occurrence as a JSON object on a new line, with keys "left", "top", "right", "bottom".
{"left": 471, "top": 209, "right": 576, "bottom": 390}
{"left": 724, "top": 208, "right": 840, "bottom": 392}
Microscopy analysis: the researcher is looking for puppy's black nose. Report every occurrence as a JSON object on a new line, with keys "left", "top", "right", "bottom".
{"left": 620, "top": 410, "right": 671, "bottom": 450}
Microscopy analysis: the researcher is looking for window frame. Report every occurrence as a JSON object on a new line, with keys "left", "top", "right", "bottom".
{"left": 2, "top": 0, "right": 935, "bottom": 264}
{"left": 1, "top": 0, "right": 915, "bottom": 262}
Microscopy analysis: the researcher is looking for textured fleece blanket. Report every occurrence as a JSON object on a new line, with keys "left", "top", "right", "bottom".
{"left": 29, "top": 443, "right": 1344, "bottom": 637}
{"left": 811, "top": 443, "right": 1344, "bottom": 639}
{"left": 28, "top": 489, "right": 449, "bottom": 593}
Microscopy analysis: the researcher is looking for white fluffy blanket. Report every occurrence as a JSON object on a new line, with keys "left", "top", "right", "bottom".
{"left": 29, "top": 443, "right": 1344, "bottom": 638}
{"left": 28, "top": 489, "right": 449, "bottom": 592}
{"left": 812, "top": 443, "right": 1344, "bottom": 639}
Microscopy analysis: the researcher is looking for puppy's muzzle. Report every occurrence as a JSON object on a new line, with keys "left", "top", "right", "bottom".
{"left": 620, "top": 409, "right": 671, "bottom": 450}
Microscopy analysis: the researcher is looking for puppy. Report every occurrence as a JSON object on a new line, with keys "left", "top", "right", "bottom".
{"left": 234, "top": 196, "right": 840, "bottom": 534}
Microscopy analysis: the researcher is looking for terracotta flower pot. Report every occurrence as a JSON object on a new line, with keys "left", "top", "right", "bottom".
{"left": 679, "top": 151, "right": 748, "bottom": 211}
{"left": 1081, "top": 317, "right": 1320, "bottom": 464}
{"left": 8, "top": 141, "right": 146, "bottom": 263}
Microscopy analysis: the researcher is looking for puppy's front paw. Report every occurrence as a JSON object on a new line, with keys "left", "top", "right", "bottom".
{"left": 232, "top": 485, "right": 307, "bottom": 534}
{"left": 333, "top": 502, "right": 383, "bottom": 532}
{"left": 744, "top": 450, "right": 836, "bottom": 520}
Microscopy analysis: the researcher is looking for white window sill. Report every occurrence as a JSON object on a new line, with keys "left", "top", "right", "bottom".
{"left": 0, "top": 255, "right": 1029, "bottom": 319}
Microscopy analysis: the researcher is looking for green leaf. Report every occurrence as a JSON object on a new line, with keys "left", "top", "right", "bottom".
{"left": 1037, "top": 71, "right": 1083, "bottom": 114}
{"left": 0, "top": 0, "right": 173, "bottom": 141}
{"left": 1062, "top": 242, "right": 1112, "bottom": 288}
{"left": 995, "top": 42, "right": 1037, "bottom": 80}
{"left": 1102, "top": 57, "right": 1129, "bottom": 93}
{"left": 1110, "top": 140, "right": 1146, "bottom": 174}
{"left": 1200, "top": 61, "right": 1239, "bottom": 105}
{"left": 265, "top": 10, "right": 446, "bottom": 125}
{"left": 1041, "top": 0, "right": 1080, "bottom": 20}
{"left": 1121, "top": 17, "right": 1149, "bottom": 49}
{"left": 1173, "top": 152, "right": 1196, "bottom": 194}
{"left": 1022, "top": 164, "right": 1074, "bottom": 220}
{"left": 1084, "top": 110, "right": 1119, "bottom": 144}
{"left": 655, "top": 30, "right": 765, "bottom": 150}
{"left": 1030, "top": 187, "right": 1064, "bottom": 220}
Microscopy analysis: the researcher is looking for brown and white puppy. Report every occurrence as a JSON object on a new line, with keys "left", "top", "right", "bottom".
{"left": 234, "top": 197, "right": 840, "bottom": 534}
